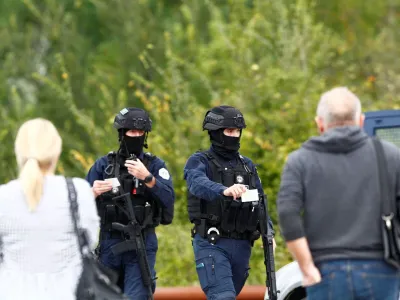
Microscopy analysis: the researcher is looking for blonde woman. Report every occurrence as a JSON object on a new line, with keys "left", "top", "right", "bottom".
{"left": 0, "top": 118, "right": 100, "bottom": 300}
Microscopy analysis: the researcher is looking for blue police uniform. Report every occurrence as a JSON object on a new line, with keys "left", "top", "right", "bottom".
{"left": 184, "top": 146, "right": 274, "bottom": 300}
{"left": 86, "top": 151, "right": 175, "bottom": 300}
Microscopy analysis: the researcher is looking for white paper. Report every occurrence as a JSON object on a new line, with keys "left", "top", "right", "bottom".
{"left": 105, "top": 178, "right": 121, "bottom": 188}
{"left": 241, "top": 189, "right": 259, "bottom": 202}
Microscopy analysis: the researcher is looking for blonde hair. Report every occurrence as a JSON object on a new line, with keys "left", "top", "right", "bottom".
{"left": 14, "top": 118, "right": 62, "bottom": 211}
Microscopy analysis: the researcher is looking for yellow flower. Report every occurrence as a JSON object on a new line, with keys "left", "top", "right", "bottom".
{"left": 134, "top": 90, "right": 142, "bottom": 97}
{"left": 74, "top": 0, "right": 82, "bottom": 8}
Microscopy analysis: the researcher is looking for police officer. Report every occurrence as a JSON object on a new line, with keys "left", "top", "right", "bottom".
{"left": 86, "top": 107, "right": 175, "bottom": 300}
{"left": 184, "top": 105, "right": 275, "bottom": 300}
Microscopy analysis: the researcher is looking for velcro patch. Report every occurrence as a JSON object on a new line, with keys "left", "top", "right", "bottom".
{"left": 159, "top": 168, "right": 170, "bottom": 180}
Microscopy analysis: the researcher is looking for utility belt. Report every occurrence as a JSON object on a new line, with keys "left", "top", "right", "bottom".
{"left": 100, "top": 226, "right": 156, "bottom": 240}
{"left": 191, "top": 219, "right": 260, "bottom": 245}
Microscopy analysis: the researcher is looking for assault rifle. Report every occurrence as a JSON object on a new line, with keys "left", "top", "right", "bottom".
{"left": 259, "top": 194, "right": 279, "bottom": 300}
{"left": 111, "top": 166, "right": 155, "bottom": 300}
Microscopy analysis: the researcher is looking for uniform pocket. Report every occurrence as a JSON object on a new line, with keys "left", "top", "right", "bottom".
{"left": 359, "top": 269, "right": 400, "bottom": 300}
{"left": 220, "top": 200, "right": 241, "bottom": 232}
{"left": 235, "top": 202, "right": 251, "bottom": 233}
{"left": 133, "top": 205, "right": 145, "bottom": 224}
{"left": 246, "top": 203, "right": 259, "bottom": 232}
{"left": 195, "top": 255, "right": 216, "bottom": 291}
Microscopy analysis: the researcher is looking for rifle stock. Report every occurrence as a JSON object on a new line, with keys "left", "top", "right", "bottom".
{"left": 259, "top": 194, "right": 278, "bottom": 300}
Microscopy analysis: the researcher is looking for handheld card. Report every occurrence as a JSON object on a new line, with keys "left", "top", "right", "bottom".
{"left": 241, "top": 189, "right": 259, "bottom": 202}
{"left": 105, "top": 178, "right": 121, "bottom": 188}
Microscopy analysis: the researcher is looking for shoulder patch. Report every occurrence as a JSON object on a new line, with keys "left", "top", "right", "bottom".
{"left": 158, "top": 168, "right": 170, "bottom": 180}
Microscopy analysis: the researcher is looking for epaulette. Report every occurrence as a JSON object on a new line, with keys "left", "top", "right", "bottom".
{"left": 106, "top": 151, "right": 116, "bottom": 163}
{"left": 203, "top": 151, "right": 213, "bottom": 160}
{"left": 144, "top": 152, "right": 156, "bottom": 160}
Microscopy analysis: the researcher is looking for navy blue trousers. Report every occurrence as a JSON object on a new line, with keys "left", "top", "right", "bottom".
{"left": 192, "top": 233, "right": 252, "bottom": 300}
{"left": 99, "top": 232, "right": 158, "bottom": 300}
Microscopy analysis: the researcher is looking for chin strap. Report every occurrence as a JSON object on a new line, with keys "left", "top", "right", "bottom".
{"left": 143, "top": 132, "right": 149, "bottom": 149}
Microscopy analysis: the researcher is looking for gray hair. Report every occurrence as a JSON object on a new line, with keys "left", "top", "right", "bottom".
{"left": 316, "top": 87, "right": 362, "bottom": 127}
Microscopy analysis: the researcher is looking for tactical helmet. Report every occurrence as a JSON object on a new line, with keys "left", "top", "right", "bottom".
{"left": 113, "top": 107, "right": 152, "bottom": 132}
{"left": 202, "top": 105, "right": 246, "bottom": 131}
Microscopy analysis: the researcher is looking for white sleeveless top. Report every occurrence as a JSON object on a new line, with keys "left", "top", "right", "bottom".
{"left": 0, "top": 175, "right": 100, "bottom": 300}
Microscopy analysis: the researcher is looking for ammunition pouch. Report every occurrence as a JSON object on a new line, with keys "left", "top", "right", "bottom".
{"left": 100, "top": 201, "right": 156, "bottom": 233}
{"left": 219, "top": 199, "right": 260, "bottom": 234}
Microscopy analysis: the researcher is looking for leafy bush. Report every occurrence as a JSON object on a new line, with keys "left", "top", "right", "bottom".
{"left": 0, "top": 0, "right": 399, "bottom": 286}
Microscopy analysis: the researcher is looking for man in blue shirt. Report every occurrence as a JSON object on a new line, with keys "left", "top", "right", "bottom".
{"left": 86, "top": 107, "right": 175, "bottom": 300}
{"left": 184, "top": 105, "right": 275, "bottom": 300}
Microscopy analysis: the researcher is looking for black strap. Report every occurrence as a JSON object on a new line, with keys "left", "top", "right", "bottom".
{"left": 203, "top": 151, "right": 224, "bottom": 186}
{"left": 204, "top": 151, "right": 223, "bottom": 169}
{"left": 372, "top": 138, "right": 395, "bottom": 216}
{"left": 205, "top": 150, "right": 252, "bottom": 175}
{"left": 200, "top": 213, "right": 220, "bottom": 222}
{"left": 238, "top": 155, "right": 252, "bottom": 174}
{"left": 115, "top": 153, "right": 121, "bottom": 179}
{"left": 66, "top": 177, "right": 91, "bottom": 258}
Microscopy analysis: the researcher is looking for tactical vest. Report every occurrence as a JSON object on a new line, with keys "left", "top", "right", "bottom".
{"left": 187, "top": 151, "right": 260, "bottom": 238}
{"left": 98, "top": 151, "right": 162, "bottom": 232}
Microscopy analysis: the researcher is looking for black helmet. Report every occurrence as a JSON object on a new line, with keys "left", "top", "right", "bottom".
{"left": 202, "top": 105, "right": 246, "bottom": 131}
{"left": 113, "top": 107, "right": 152, "bottom": 132}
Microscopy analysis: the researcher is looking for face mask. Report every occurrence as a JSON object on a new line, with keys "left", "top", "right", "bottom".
{"left": 210, "top": 129, "right": 241, "bottom": 151}
{"left": 123, "top": 135, "right": 145, "bottom": 156}
{"left": 221, "top": 135, "right": 240, "bottom": 151}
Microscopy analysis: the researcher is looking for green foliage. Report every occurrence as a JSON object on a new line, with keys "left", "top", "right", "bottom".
{"left": 1, "top": 0, "right": 399, "bottom": 287}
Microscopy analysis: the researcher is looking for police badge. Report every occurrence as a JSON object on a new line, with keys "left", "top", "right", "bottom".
{"left": 236, "top": 175, "right": 244, "bottom": 183}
